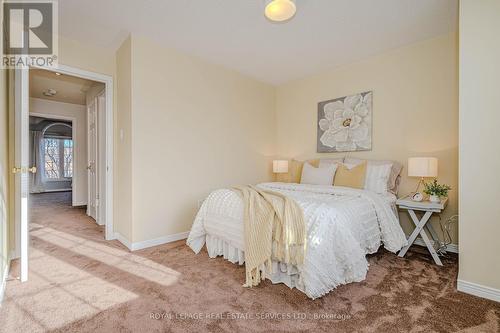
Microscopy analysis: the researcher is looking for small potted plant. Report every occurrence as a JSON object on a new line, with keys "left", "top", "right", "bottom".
{"left": 424, "top": 179, "right": 451, "bottom": 203}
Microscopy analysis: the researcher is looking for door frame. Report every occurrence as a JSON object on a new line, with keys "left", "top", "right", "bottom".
{"left": 29, "top": 63, "right": 115, "bottom": 241}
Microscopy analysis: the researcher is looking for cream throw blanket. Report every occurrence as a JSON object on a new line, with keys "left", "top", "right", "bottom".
{"left": 232, "top": 185, "right": 306, "bottom": 287}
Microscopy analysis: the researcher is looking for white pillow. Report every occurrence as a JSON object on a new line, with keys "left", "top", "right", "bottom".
{"left": 345, "top": 158, "right": 402, "bottom": 194}
{"left": 364, "top": 163, "right": 392, "bottom": 194}
{"left": 300, "top": 163, "right": 338, "bottom": 186}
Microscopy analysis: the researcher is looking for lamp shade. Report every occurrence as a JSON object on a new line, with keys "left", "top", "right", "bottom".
{"left": 408, "top": 157, "right": 438, "bottom": 178}
{"left": 273, "top": 160, "right": 289, "bottom": 174}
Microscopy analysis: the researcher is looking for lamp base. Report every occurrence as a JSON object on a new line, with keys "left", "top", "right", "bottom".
{"left": 414, "top": 177, "right": 425, "bottom": 194}
{"left": 408, "top": 177, "right": 426, "bottom": 201}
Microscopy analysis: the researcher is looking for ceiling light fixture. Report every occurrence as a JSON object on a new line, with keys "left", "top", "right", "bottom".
{"left": 43, "top": 88, "right": 57, "bottom": 97}
{"left": 265, "top": 0, "right": 296, "bottom": 22}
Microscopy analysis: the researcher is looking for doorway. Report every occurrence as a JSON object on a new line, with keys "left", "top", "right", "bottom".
{"left": 30, "top": 116, "right": 74, "bottom": 196}
{"left": 12, "top": 65, "right": 114, "bottom": 282}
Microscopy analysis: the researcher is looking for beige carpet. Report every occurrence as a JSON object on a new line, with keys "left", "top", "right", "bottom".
{"left": 0, "top": 192, "right": 498, "bottom": 332}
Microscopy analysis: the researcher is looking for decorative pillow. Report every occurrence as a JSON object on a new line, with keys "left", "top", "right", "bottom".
{"left": 289, "top": 159, "right": 319, "bottom": 183}
{"left": 318, "top": 157, "right": 344, "bottom": 168}
{"left": 364, "top": 163, "right": 392, "bottom": 194}
{"left": 333, "top": 162, "right": 367, "bottom": 189}
{"left": 344, "top": 158, "right": 403, "bottom": 194}
{"left": 300, "top": 163, "right": 338, "bottom": 186}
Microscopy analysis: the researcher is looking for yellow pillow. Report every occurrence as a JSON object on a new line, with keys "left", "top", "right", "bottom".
{"left": 334, "top": 162, "right": 367, "bottom": 189}
{"left": 289, "top": 159, "right": 319, "bottom": 183}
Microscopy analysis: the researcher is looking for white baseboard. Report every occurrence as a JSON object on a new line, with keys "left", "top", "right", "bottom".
{"left": 114, "top": 231, "right": 189, "bottom": 251}
{"left": 130, "top": 231, "right": 189, "bottom": 251}
{"left": 105, "top": 232, "right": 116, "bottom": 241}
{"left": 413, "top": 238, "right": 459, "bottom": 253}
{"left": 114, "top": 232, "right": 133, "bottom": 251}
{"left": 457, "top": 280, "right": 500, "bottom": 303}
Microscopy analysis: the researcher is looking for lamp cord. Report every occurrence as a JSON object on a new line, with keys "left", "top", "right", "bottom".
{"left": 436, "top": 214, "right": 458, "bottom": 255}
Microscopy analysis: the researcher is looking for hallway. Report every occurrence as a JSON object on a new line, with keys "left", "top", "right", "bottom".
{"left": 29, "top": 192, "right": 103, "bottom": 243}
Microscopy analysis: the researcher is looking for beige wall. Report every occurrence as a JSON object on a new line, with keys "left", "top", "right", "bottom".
{"left": 0, "top": 68, "right": 10, "bottom": 292}
{"left": 124, "top": 35, "right": 276, "bottom": 243}
{"left": 115, "top": 37, "right": 133, "bottom": 240}
{"left": 459, "top": 0, "right": 500, "bottom": 290}
{"left": 59, "top": 36, "right": 115, "bottom": 77}
{"left": 275, "top": 33, "right": 459, "bottom": 242}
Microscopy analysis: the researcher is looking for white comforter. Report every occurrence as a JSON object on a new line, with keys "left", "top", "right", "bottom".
{"left": 187, "top": 182, "right": 407, "bottom": 299}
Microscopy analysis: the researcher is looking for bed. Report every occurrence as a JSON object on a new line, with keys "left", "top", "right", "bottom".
{"left": 187, "top": 182, "right": 407, "bottom": 299}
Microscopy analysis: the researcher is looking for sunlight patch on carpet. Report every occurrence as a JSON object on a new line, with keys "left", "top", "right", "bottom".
{"left": 31, "top": 226, "right": 181, "bottom": 286}
{"left": 4, "top": 253, "right": 138, "bottom": 331}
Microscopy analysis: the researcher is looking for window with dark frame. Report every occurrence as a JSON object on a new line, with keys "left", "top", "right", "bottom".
{"left": 43, "top": 137, "right": 73, "bottom": 180}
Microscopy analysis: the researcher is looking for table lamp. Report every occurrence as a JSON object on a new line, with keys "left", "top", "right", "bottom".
{"left": 273, "top": 160, "right": 289, "bottom": 182}
{"left": 408, "top": 157, "right": 438, "bottom": 201}
{"left": 273, "top": 160, "right": 289, "bottom": 174}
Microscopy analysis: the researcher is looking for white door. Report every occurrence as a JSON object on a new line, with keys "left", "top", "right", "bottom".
{"left": 97, "top": 92, "right": 106, "bottom": 227}
{"left": 87, "top": 100, "right": 98, "bottom": 221}
{"left": 13, "top": 69, "right": 30, "bottom": 282}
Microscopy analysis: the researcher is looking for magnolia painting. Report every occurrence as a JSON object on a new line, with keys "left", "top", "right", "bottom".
{"left": 317, "top": 91, "right": 372, "bottom": 152}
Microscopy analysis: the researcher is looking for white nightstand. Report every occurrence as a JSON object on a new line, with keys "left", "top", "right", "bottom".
{"left": 396, "top": 196, "right": 448, "bottom": 266}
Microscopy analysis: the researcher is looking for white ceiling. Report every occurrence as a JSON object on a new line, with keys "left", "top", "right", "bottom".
{"left": 30, "top": 69, "right": 103, "bottom": 105}
{"left": 58, "top": 0, "right": 458, "bottom": 85}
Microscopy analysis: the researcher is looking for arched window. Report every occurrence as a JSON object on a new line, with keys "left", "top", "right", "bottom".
{"left": 41, "top": 122, "right": 73, "bottom": 180}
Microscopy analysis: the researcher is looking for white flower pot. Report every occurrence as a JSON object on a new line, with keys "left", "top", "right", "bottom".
{"left": 429, "top": 195, "right": 440, "bottom": 203}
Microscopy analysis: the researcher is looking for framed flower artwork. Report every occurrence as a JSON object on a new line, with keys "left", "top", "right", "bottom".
{"left": 317, "top": 91, "right": 372, "bottom": 153}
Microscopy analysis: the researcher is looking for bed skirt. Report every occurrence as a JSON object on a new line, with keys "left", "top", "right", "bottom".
{"left": 205, "top": 234, "right": 305, "bottom": 292}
